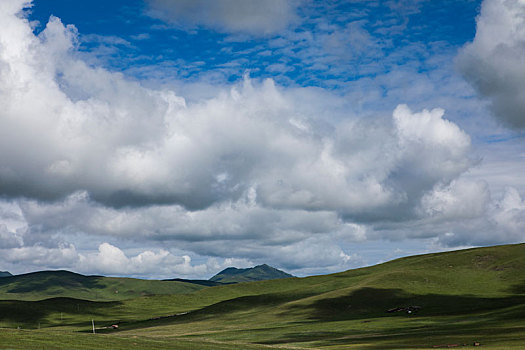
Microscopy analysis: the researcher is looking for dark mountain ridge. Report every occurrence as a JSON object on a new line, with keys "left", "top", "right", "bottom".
{"left": 0, "top": 269, "right": 205, "bottom": 301}
{"left": 209, "top": 264, "right": 294, "bottom": 283}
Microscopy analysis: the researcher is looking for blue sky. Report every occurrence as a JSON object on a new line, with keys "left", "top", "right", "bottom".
{"left": 29, "top": 0, "right": 479, "bottom": 86}
{"left": 0, "top": 0, "right": 524, "bottom": 278}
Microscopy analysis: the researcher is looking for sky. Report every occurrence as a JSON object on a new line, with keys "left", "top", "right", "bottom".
{"left": 0, "top": 0, "right": 524, "bottom": 279}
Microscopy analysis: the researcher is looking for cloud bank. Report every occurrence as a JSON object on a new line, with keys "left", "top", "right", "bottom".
{"left": 0, "top": 4, "right": 474, "bottom": 217}
{"left": 0, "top": 0, "right": 524, "bottom": 278}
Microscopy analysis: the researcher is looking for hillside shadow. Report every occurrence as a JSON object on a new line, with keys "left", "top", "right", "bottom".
{"left": 258, "top": 287, "right": 525, "bottom": 347}
{"left": 264, "top": 322, "right": 525, "bottom": 349}
{"left": 0, "top": 297, "right": 121, "bottom": 325}
{"left": 187, "top": 292, "right": 317, "bottom": 318}
{"left": 508, "top": 280, "right": 525, "bottom": 294}
{"left": 110, "top": 291, "right": 317, "bottom": 332}
{"left": 296, "top": 287, "right": 525, "bottom": 321}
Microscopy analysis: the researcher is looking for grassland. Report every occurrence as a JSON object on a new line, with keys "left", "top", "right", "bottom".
{"left": 2, "top": 243, "right": 525, "bottom": 349}
{"left": 0, "top": 270, "right": 205, "bottom": 301}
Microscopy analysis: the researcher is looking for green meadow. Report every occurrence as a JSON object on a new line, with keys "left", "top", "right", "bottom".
{"left": 2, "top": 243, "right": 525, "bottom": 349}
{"left": 0, "top": 270, "right": 206, "bottom": 301}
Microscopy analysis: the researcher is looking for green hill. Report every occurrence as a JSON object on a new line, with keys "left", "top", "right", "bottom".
{"left": 2, "top": 243, "right": 525, "bottom": 349}
{"left": 0, "top": 271, "right": 12, "bottom": 277}
{"left": 209, "top": 264, "right": 294, "bottom": 283}
{"left": 163, "top": 278, "right": 226, "bottom": 287}
{"left": 117, "top": 243, "right": 525, "bottom": 348}
{"left": 0, "top": 270, "right": 206, "bottom": 301}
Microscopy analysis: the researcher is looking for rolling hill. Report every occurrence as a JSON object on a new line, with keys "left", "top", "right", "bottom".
{"left": 0, "top": 270, "right": 206, "bottom": 301}
{"left": 0, "top": 271, "right": 12, "bottom": 277}
{"left": 1, "top": 243, "right": 525, "bottom": 349}
{"left": 209, "top": 264, "right": 294, "bottom": 283}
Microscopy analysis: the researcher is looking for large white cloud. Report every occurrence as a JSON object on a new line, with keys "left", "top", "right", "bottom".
{"left": 429, "top": 186, "right": 525, "bottom": 247}
{"left": 371, "top": 179, "right": 525, "bottom": 247}
{"left": 1, "top": 0, "right": 522, "bottom": 278}
{"left": 0, "top": 241, "right": 212, "bottom": 278}
{"left": 457, "top": 0, "right": 525, "bottom": 129}
{"left": 78, "top": 242, "right": 210, "bottom": 277}
{"left": 420, "top": 179, "right": 490, "bottom": 220}
{"left": 145, "top": 0, "right": 300, "bottom": 36}
{"left": 0, "top": 4, "right": 475, "bottom": 218}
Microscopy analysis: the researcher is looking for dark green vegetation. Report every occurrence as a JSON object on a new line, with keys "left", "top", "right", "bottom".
{"left": 0, "top": 270, "right": 206, "bottom": 301}
{"left": 2, "top": 244, "right": 525, "bottom": 349}
{"left": 163, "top": 278, "right": 226, "bottom": 287}
{"left": 0, "top": 271, "right": 11, "bottom": 278}
{"left": 209, "top": 263, "right": 294, "bottom": 283}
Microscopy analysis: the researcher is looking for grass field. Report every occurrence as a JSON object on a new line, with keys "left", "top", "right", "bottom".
{"left": 1, "top": 243, "right": 525, "bottom": 349}
{"left": 0, "top": 270, "right": 206, "bottom": 301}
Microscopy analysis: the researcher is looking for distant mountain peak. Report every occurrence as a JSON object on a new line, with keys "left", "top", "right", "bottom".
{"left": 209, "top": 264, "right": 294, "bottom": 283}
{"left": 0, "top": 271, "right": 12, "bottom": 278}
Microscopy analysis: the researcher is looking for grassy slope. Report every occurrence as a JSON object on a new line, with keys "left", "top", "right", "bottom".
{"left": 2, "top": 243, "right": 525, "bottom": 349}
{"left": 0, "top": 270, "right": 205, "bottom": 301}
{"left": 0, "top": 328, "right": 270, "bottom": 350}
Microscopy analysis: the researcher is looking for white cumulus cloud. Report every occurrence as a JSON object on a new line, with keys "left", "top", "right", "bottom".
{"left": 0, "top": 0, "right": 521, "bottom": 278}
{"left": 457, "top": 0, "right": 525, "bottom": 129}
{"left": 78, "top": 242, "right": 208, "bottom": 277}
{"left": 0, "top": 5, "right": 475, "bottom": 218}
